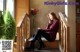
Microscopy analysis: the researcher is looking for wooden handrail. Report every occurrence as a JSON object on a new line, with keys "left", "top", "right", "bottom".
{"left": 58, "top": 12, "right": 69, "bottom": 27}
{"left": 17, "top": 13, "right": 29, "bottom": 27}
{"left": 58, "top": 12, "right": 70, "bottom": 52}
{"left": 16, "top": 13, "right": 30, "bottom": 52}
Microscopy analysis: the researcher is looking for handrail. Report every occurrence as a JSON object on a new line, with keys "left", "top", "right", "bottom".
{"left": 58, "top": 12, "right": 69, "bottom": 27}
{"left": 58, "top": 12, "right": 70, "bottom": 52}
{"left": 17, "top": 13, "right": 29, "bottom": 27}
{"left": 16, "top": 13, "right": 30, "bottom": 52}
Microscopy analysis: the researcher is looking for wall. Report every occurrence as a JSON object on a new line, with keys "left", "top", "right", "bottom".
{"left": 30, "top": 0, "right": 64, "bottom": 35}
{"left": 68, "top": 0, "right": 76, "bottom": 51}
{"left": 15, "top": 0, "right": 29, "bottom": 24}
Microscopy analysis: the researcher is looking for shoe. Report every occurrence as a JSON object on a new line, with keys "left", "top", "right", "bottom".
{"left": 25, "top": 46, "right": 34, "bottom": 51}
{"left": 25, "top": 41, "right": 35, "bottom": 51}
{"left": 38, "top": 44, "right": 45, "bottom": 50}
{"left": 38, "top": 40, "right": 45, "bottom": 50}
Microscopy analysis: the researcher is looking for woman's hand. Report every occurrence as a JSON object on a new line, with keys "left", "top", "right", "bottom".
{"left": 37, "top": 27, "right": 41, "bottom": 29}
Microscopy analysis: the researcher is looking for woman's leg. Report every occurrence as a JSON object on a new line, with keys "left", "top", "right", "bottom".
{"left": 25, "top": 29, "right": 42, "bottom": 50}
{"left": 31, "top": 29, "right": 52, "bottom": 49}
{"left": 26, "top": 29, "right": 52, "bottom": 50}
{"left": 32, "top": 29, "right": 52, "bottom": 42}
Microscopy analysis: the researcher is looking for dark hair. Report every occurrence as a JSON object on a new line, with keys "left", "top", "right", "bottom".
{"left": 50, "top": 12, "right": 58, "bottom": 20}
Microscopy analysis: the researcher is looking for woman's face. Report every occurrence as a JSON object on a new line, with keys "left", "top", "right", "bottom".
{"left": 48, "top": 14, "right": 54, "bottom": 20}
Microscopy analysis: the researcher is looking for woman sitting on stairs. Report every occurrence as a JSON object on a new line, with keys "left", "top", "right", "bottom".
{"left": 25, "top": 12, "right": 60, "bottom": 51}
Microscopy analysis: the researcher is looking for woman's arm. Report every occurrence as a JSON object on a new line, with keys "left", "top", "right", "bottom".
{"left": 44, "top": 20, "right": 59, "bottom": 32}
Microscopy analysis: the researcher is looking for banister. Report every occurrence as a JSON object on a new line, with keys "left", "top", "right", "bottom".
{"left": 17, "top": 13, "right": 29, "bottom": 27}
{"left": 58, "top": 12, "right": 70, "bottom": 52}
{"left": 58, "top": 12, "right": 69, "bottom": 27}
{"left": 16, "top": 13, "right": 30, "bottom": 52}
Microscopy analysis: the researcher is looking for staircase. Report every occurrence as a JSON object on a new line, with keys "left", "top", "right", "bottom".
{"left": 16, "top": 13, "right": 61, "bottom": 52}
{"left": 14, "top": 46, "right": 60, "bottom": 52}
{"left": 25, "top": 48, "right": 60, "bottom": 52}
{"left": 16, "top": 12, "right": 70, "bottom": 52}
{"left": 25, "top": 33, "right": 60, "bottom": 49}
{"left": 13, "top": 38, "right": 60, "bottom": 52}
{"left": 16, "top": 13, "right": 30, "bottom": 52}
{"left": 25, "top": 38, "right": 60, "bottom": 52}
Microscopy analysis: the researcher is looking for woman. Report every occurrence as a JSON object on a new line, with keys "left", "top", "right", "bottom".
{"left": 26, "top": 12, "right": 60, "bottom": 50}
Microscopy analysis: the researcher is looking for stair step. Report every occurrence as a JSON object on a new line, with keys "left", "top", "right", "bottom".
{"left": 24, "top": 48, "right": 60, "bottom": 52}
{"left": 25, "top": 37, "right": 59, "bottom": 49}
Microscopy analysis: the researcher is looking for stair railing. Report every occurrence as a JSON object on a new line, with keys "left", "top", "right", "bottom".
{"left": 58, "top": 12, "right": 70, "bottom": 52}
{"left": 16, "top": 13, "right": 30, "bottom": 52}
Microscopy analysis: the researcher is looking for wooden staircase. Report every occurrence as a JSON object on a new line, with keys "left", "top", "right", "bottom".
{"left": 16, "top": 13, "right": 30, "bottom": 52}
{"left": 25, "top": 33, "right": 60, "bottom": 49}
{"left": 16, "top": 12, "right": 70, "bottom": 52}
{"left": 24, "top": 35, "right": 60, "bottom": 52}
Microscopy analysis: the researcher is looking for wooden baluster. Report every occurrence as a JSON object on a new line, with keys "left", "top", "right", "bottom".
{"left": 17, "top": 27, "right": 20, "bottom": 52}
{"left": 66, "top": 25, "right": 69, "bottom": 52}
{"left": 20, "top": 25, "right": 22, "bottom": 52}
{"left": 21, "top": 22, "right": 24, "bottom": 52}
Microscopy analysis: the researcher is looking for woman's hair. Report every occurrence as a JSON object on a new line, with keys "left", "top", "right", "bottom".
{"left": 49, "top": 12, "right": 58, "bottom": 20}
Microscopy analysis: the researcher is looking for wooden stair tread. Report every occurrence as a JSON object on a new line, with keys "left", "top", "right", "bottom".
{"left": 28, "top": 37, "right": 59, "bottom": 41}
{"left": 25, "top": 37, "right": 59, "bottom": 49}
{"left": 24, "top": 48, "right": 60, "bottom": 52}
